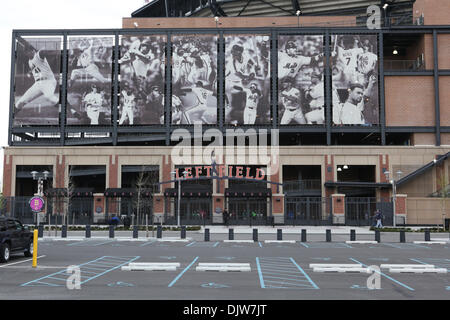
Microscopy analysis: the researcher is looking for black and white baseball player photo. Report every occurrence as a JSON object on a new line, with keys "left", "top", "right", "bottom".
{"left": 67, "top": 36, "right": 113, "bottom": 125}
{"left": 13, "top": 37, "right": 61, "bottom": 126}
{"left": 331, "top": 34, "right": 379, "bottom": 125}
{"left": 171, "top": 35, "right": 217, "bottom": 125}
{"left": 278, "top": 35, "right": 324, "bottom": 125}
{"left": 119, "top": 35, "right": 166, "bottom": 125}
{"left": 225, "top": 35, "right": 270, "bottom": 125}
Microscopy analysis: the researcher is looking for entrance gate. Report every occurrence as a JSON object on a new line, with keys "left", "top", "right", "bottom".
{"left": 284, "top": 197, "right": 332, "bottom": 225}
{"left": 227, "top": 197, "right": 269, "bottom": 225}
{"left": 345, "top": 197, "right": 393, "bottom": 226}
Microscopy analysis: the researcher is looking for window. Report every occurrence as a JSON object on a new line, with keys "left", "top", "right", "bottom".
{"left": 7, "top": 220, "right": 16, "bottom": 230}
{"left": 14, "top": 220, "right": 23, "bottom": 230}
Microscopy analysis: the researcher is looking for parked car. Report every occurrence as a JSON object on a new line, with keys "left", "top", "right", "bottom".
{"left": 0, "top": 217, "right": 34, "bottom": 263}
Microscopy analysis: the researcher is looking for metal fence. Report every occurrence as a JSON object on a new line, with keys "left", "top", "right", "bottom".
{"left": 345, "top": 197, "right": 393, "bottom": 226}
{"left": 285, "top": 197, "right": 332, "bottom": 226}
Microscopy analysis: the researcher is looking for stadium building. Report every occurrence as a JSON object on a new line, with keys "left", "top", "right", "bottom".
{"left": 2, "top": 0, "right": 450, "bottom": 227}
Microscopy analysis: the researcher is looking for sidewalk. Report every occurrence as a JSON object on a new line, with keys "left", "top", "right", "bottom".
{"left": 198, "top": 225, "right": 375, "bottom": 234}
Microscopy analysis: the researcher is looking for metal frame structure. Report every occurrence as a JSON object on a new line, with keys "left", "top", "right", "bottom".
{"left": 8, "top": 24, "right": 450, "bottom": 148}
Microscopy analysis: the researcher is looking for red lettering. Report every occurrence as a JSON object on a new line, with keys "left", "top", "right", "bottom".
{"left": 195, "top": 166, "right": 202, "bottom": 178}
{"left": 218, "top": 165, "right": 225, "bottom": 177}
{"left": 255, "top": 168, "right": 265, "bottom": 180}
{"left": 175, "top": 168, "right": 180, "bottom": 180}
{"left": 236, "top": 166, "right": 243, "bottom": 178}
{"left": 245, "top": 167, "right": 253, "bottom": 179}
{"left": 228, "top": 166, "right": 233, "bottom": 178}
{"left": 184, "top": 167, "right": 192, "bottom": 179}
{"left": 204, "top": 166, "right": 212, "bottom": 177}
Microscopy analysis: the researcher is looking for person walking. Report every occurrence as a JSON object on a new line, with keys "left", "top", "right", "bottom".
{"left": 374, "top": 209, "right": 383, "bottom": 228}
{"left": 223, "top": 210, "right": 229, "bottom": 226}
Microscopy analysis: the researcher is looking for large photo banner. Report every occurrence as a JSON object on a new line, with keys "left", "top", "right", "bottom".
{"left": 14, "top": 37, "right": 62, "bottom": 126}
{"left": 331, "top": 34, "right": 379, "bottom": 125}
{"left": 67, "top": 36, "right": 113, "bottom": 125}
{"left": 119, "top": 35, "right": 166, "bottom": 125}
{"left": 278, "top": 35, "right": 324, "bottom": 125}
{"left": 171, "top": 35, "right": 217, "bottom": 125}
{"left": 225, "top": 35, "right": 270, "bottom": 125}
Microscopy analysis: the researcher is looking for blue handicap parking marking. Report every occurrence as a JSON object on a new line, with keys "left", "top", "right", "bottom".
{"left": 21, "top": 256, "right": 140, "bottom": 287}
{"left": 139, "top": 240, "right": 155, "bottom": 247}
{"left": 186, "top": 241, "right": 220, "bottom": 248}
{"left": 368, "top": 258, "right": 390, "bottom": 262}
{"left": 410, "top": 258, "right": 450, "bottom": 271}
{"left": 256, "top": 257, "right": 319, "bottom": 290}
{"left": 107, "top": 281, "right": 134, "bottom": 287}
{"left": 67, "top": 240, "right": 114, "bottom": 247}
{"left": 349, "top": 258, "right": 415, "bottom": 291}
{"left": 382, "top": 243, "right": 430, "bottom": 250}
{"left": 201, "top": 282, "right": 230, "bottom": 289}
{"left": 446, "top": 286, "right": 450, "bottom": 291}
{"left": 350, "top": 284, "right": 381, "bottom": 290}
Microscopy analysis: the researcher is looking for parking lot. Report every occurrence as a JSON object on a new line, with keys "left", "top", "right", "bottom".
{"left": 0, "top": 232, "right": 449, "bottom": 300}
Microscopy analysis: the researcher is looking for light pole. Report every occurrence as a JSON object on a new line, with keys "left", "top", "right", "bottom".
{"left": 31, "top": 170, "right": 50, "bottom": 226}
{"left": 171, "top": 170, "right": 188, "bottom": 227}
{"left": 384, "top": 170, "right": 402, "bottom": 227}
{"left": 296, "top": 10, "right": 301, "bottom": 28}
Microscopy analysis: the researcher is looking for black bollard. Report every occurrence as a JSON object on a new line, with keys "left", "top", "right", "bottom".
{"left": 109, "top": 225, "right": 114, "bottom": 238}
{"left": 229, "top": 228, "right": 234, "bottom": 240}
{"left": 204, "top": 228, "right": 210, "bottom": 242}
{"left": 375, "top": 230, "right": 380, "bottom": 243}
{"left": 301, "top": 229, "right": 307, "bottom": 242}
{"left": 424, "top": 230, "right": 430, "bottom": 241}
{"left": 253, "top": 229, "right": 258, "bottom": 242}
{"left": 38, "top": 225, "right": 44, "bottom": 238}
{"left": 350, "top": 229, "right": 356, "bottom": 241}
{"left": 326, "top": 229, "right": 332, "bottom": 242}
{"left": 277, "top": 229, "right": 282, "bottom": 241}
{"left": 62, "top": 225, "right": 67, "bottom": 238}
{"left": 181, "top": 226, "right": 186, "bottom": 239}
{"left": 133, "top": 225, "right": 138, "bottom": 239}
{"left": 400, "top": 230, "right": 405, "bottom": 243}
{"left": 85, "top": 225, "right": 91, "bottom": 238}
{"left": 157, "top": 225, "right": 162, "bottom": 239}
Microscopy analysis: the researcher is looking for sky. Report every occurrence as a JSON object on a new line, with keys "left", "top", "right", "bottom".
{"left": 0, "top": 0, "right": 145, "bottom": 191}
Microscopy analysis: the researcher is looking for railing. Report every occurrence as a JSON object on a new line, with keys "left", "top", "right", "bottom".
{"left": 283, "top": 180, "right": 321, "bottom": 193}
{"left": 384, "top": 60, "right": 425, "bottom": 71}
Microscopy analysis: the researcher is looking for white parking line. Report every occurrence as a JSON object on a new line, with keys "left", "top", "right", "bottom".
{"left": 0, "top": 255, "right": 46, "bottom": 268}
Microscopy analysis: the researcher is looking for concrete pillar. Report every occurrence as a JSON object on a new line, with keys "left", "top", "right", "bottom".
{"left": 395, "top": 194, "right": 407, "bottom": 225}
{"left": 332, "top": 194, "right": 345, "bottom": 224}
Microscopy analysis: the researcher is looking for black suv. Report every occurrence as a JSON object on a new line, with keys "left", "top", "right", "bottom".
{"left": 0, "top": 217, "right": 34, "bottom": 263}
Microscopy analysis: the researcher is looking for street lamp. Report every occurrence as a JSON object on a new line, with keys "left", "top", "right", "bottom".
{"left": 296, "top": 10, "right": 301, "bottom": 27}
{"left": 171, "top": 170, "right": 188, "bottom": 227}
{"left": 384, "top": 170, "right": 403, "bottom": 227}
{"left": 31, "top": 170, "right": 50, "bottom": 226}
